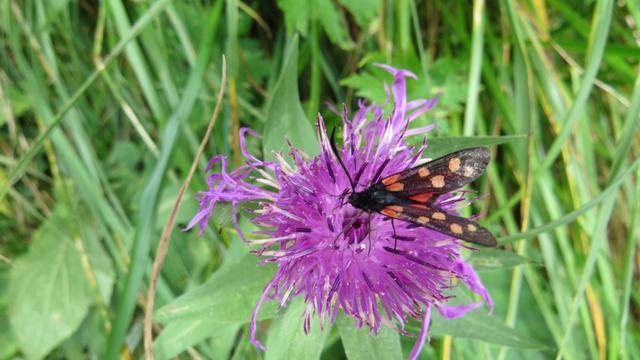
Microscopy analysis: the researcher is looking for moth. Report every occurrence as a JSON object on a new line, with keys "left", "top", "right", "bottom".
{"left": 330, "top": 129, "right": 497, "bottom": 247}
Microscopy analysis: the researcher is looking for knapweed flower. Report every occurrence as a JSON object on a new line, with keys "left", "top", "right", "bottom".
{"left": 187, "top": 64, "right": 493, "bottom": 359}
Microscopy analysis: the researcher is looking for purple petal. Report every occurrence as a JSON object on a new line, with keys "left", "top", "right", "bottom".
{"left": 454, "top": 260, "right": 494, "bottom": 313}
{"left": 408, "top": 305, "right": 431, "bottom": 360}
{"left": 407, "top": 97, "right": 440, "bottom": 123}
{"left": 436, "top": 302, "right": 483, "bottom": 319}
{"left": 403, "top": 125, "right": 437, "bottom": 138}
{"left": 250, "top": 277, "right": 277, "bottom": 351}
{"left": 239, "top": 127, "right": 262, "bottom": 163}
{"left": 374, "top": 63, "right": 418, "bottom": 80}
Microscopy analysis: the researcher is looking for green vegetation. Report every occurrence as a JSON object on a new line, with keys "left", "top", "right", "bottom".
{"left": 0, "top": 0, "right": 638, "bottom": 359}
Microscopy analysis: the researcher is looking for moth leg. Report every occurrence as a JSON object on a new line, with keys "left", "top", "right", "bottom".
{"left": 332, "top": 209, "right": 364, "bottom": 248}
{"left": 367, "top": 212, "right": 372, "bottom": 255}
{"left": 329, "top": 189, "right": 351, "bottom": 213}
{"left": 391, "top": 219, "right": 398, "bottom": 250}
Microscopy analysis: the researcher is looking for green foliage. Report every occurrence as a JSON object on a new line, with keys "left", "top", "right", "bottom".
{"left": 423, "top": 135, "right": 527, "bottom": 158}
{"left": 265, "top": 298, "right": 328, "bottom": 360}
{"left": 338, "top": 0, "right": 380, "bottom": 28}
{"left": 263, "top": 36, "right": 319, "bottom": 159}
{"left": 468, "top": 248, "right": 533, "bottom": 272}
{"left": 1, "top": 0, "right": 639, "bottom": 359}
{"left": 430, "top": 310, "right": 546, "bottom": 350}
{"left": 276, "top": 0, "right": 354, "bottom": 49}
{"left": 336, "top": 314, "right": 403, "bottom": 360}
{"left": 8, "top": 205, "right": 113, "bottom": 359}
{"left": 154, "top": 254, "right": 277, "bottom": 326}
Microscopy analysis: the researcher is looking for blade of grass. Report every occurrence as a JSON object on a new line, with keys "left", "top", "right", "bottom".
{"left": 497, "top": 41, "right": 535, "bottom": 360}
{"left": 144, "top": 56, "right": 226, "bottom": 360}
{"left": 409, "top": 0, "right": 428, "bottom": 78}
{"left": 105, "top": 0, "right": 168, "bottom": 119}
{"left": 498, "top": 158, "right": 640, "bottom": 244}
{"left": 0, "top": 0, "right": 172, "bottom": 204}
{"left": 104, "top": 2, "right": 223, "bottom": 358}
{"left": 226, "top": 0, "right": 241, "bottom": 166}
{"left": 165, "top": 5, "right": 196, "bottom": 66}
{"left": 619, "top": 169, "right": 640, "bottom": 356}
{"left": 306, "top": 17, "right": 320, "bottom": 123}
{"left": 488, "top": 0, "right": 615, "bottom": 221}
{"left": 8, "top": 20, "right": 134, "bottom": 249}
{"left": 556, "top": 65, "right": 640, "bottom": 359}
{"left": 463, "top": 0, "right": 485, "bottom": 136}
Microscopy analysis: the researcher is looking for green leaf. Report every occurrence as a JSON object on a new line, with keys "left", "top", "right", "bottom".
{"left": 276, "top": 0, "right": 310, "bottom": 36}
{"left": 314, "top": 0, "right": 354, "bottom": 50}
{"left": 209, "top": 323, "right": 241, "bottom": 359}
{"left": 430, "top": 309, "right": 547, "bottom": 349}
{"left": 262, "top": 36, "right": 319, "bottom": 160}
{"left": 154, "top": 254, "right": 277, "bottom": 324}
{"left": 8, "top": 206, "right": 94, "bottom": 359}
{"left": 338, "top": 0, "right": 380, "bottom": 28}
{"left": 424, "top": 135, "right": 528, "bottom": 158}
{"left": 79, "top": 222, "right": 115, "bottom": 303}
{"left": 153, "top": 251, "right": 275, "bottom": 358}
{"left": 153, "top": 319, "right": 239, "bottom": 360}
{"left": 0, "top": 314, "right": 18, "bottom": 360}
{"left": 467, "top": 248, "right": 533, "bottom": 272}
{"left": 340, "top": 72, "right": 388, "bottom": 104}
{"left": 265, "top": 297, "right": 328, "bottom": 360}
{"left": 336, "top": 313, "right": 403, "bottom": 360}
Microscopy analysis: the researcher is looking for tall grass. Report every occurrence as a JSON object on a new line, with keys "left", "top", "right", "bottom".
{"left": 0, "top": 1, "right": 638, "bottom": 359}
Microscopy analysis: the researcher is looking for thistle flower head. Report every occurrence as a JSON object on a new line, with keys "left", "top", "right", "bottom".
{"left": 188, "top": 65, "right": 492, "bottom": 359}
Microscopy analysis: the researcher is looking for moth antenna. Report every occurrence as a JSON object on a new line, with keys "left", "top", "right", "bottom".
{"left": 329, "top": 127, "right": 357, "bottom": 192}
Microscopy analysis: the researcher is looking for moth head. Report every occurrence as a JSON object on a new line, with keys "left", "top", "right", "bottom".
{"left": 346, "top": 190, "right": 371, "bottom": 212}
{"left": 347, "top": 191, "right": 360, "bottom": 204}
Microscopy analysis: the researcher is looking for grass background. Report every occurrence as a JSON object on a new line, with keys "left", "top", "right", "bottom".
{"left": 0, "top": 0, "right": 639, "bottom": 359}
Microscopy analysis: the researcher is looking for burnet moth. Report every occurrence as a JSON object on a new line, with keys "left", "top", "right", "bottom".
{"left": 330, "top": 128, "right": 497, "bottom": 247}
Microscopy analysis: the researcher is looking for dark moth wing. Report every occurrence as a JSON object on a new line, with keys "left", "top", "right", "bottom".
{"left": 380, "top": 203, "right": 497, "bottom": 246}
{"left": 379, "top": 147, "right": 490, "bottom": 198}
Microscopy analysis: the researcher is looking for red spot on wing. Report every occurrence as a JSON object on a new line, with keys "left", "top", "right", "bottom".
{"left": 409, "top": 193, "right": 433, "bottom": 203}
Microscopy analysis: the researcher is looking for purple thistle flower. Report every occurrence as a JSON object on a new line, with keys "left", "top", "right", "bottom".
{"left": 187, "top": 64, "right": 493, "bottom": 359}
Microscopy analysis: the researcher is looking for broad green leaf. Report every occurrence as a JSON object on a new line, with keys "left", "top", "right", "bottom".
{"left": 157, "top": 183, "right": 200, "bottom": 230}
{"left": 8, "top": 206, "right": 94, "bottom": 359}
{"left": 467, "top": 248, "right": 533, "bottom": 272}
{"left": 430, "top": 309, "right": 547, "bottom": 349}
{"left": 209, "top": 323, "right": 241, "bottom": 359}
{"left": 0, "top": 314, "right": 17, "bottom": 360}
{"left": 336, "top": 313, "right": 403, "bottom": 360}
{"left": 424, "top": 135, "right": 528, "bottom": 158}
{"left": 338, "top": 0, "right": 380, "bottom": 28}
{"left": 70, "top": 310, "right": 109, "bottom": 358}
{"left": 154, "top": 254, "right": 277, "bottom": 324}
{"left": 314, "top": 0, "right": 354, "bottom": 50}
{"left": 426, "top": 58, "right": 470, "bottom": 111}
{"left": 153, "top": 318, "right": 239, "bottom": 360}
{"left": 265, "top": 297, "right": 328, "bottom": 360}
{"left": 76, "top": 215, "right": 115, "bottom": 303}
{"left": 340, "top": 72, "right": 388, "bottom": 103}
{"left": 276, "top": 0, "right": 310, "bottom": 36}
{"left": 262, "top": 36, "right": 318, "bottom": 160}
